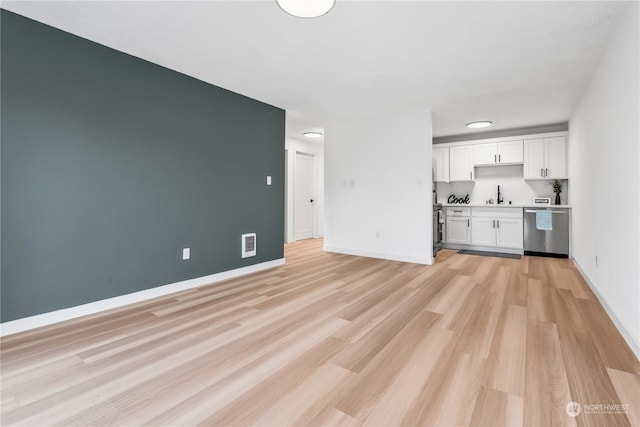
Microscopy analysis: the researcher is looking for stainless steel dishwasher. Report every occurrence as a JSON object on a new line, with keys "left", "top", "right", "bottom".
{"left": 524, "top": 208, "right": 570, "bottom": 257}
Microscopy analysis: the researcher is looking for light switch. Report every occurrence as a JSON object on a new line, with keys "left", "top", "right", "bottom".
{"left": 182, "top": 248, "right": 190, "bottom": 260}
{"left": 267, "top": 176, "right": 272, "bottom": 185}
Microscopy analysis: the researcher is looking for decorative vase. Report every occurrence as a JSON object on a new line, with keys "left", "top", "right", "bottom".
{"left": 555, "top": 192, "right": 561, "bottom": 205}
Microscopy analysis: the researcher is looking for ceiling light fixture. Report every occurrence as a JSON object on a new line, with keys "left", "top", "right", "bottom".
{"left": 276, "top": 0, "right": 336, "bottom": 18}
{"left": 466, "top": 121, "right": 493, "bottom": 129}
{"left": 303, "top": 132, "right": 323, "bottom": 138}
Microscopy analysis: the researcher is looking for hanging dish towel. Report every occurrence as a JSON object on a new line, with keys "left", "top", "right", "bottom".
{"left": 536, "top": 209, "right": 553, "bottom": 231}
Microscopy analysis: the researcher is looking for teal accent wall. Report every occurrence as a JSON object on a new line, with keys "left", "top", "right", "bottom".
{"left": 1, "top": 10, "right": 285, "bottom": 322}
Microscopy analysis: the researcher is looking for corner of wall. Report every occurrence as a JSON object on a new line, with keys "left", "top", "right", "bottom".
{"left": 324, "top": 110, "right": 433, "bottom": 265}
{"left": 568, "top": 2, "right": 640, "bottom": 358}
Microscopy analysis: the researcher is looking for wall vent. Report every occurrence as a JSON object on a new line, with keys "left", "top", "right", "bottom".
{"left": 241, "top": 233, "right": 257, "bottom": 258}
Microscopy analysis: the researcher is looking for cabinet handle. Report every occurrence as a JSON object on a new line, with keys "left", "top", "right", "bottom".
{"left": 470, "top": 171, "right": 472, "bottom": 180}
{"left": 494, "top": 154, "right": 497, "bottom": 163}
{"left": 499, "top": 154, "right": 501, "bottom": 162}
{"left": 546, "top": 168, "right": 549, "bottom": 177}
{"left": 467, "top": 219, "right": 470, "bottom": 227}
{"left": 497, "top": 219, "right": 500, "bottom": 228}
{"left": 541, "top": 168, "right": 544, "bottom": 177}
{"left": 492, "top": 220, "right": 495, "bottom": 228}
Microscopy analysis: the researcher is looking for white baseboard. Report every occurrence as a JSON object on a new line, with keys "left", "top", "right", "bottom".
{"left": 572, "top": 258, "right": 640, "bottom": 361}
{"left": 0, "top": 258, "right": 285, "bottom": 337}
{"left": 323, "top": 245, "right": 432, "bottom": 265}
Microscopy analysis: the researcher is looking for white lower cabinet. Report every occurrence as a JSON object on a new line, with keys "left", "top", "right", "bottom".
{"left": 445, "top": 207, "right": 522, "bottom": 251}
{"left": 471, "top": 217, "right": 497, "bottom": 246}
{"left": 470, "top": 207, "right": 523, "bottom": 250}
{"left": 496, "top": 217, "right": 524, "bottom": 249}
{"left": 445, "top": 207, "right": 471, "bottom": 244}
{"left": 447, "top": 217, "right": 471, "bottom": 244}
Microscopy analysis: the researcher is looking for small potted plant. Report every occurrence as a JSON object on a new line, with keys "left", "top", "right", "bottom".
{"left": 552, "top": 179, "right": 563, "bottom": 205}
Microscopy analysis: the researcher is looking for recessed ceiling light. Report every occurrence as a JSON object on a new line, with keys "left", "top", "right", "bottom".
{"left": 276, "top": 0, "right": 336, "bottom": 18}
{"left": 303, "top": 132, "right": 323, "bottom": 138}
{"left": 466, "top": 121, "right": 493, "bottom": 129}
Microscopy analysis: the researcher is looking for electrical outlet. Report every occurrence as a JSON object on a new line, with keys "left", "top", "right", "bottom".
{"left": 182, "top": 248, "right": 190, "bottom": 260}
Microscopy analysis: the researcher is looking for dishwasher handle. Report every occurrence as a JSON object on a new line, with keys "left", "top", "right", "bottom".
{"left": 525, "top": 209, "right": 568, "bottom": 214}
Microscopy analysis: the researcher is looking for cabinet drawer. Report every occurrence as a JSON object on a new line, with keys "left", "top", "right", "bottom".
{"left": 446, "top": 207, "right": 471, "bottom": 216}
{"left": 471, "top": 207, "right": 523, "bottom": 219}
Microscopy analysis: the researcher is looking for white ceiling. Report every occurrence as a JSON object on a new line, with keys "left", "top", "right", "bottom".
{"left": 2, "top": 1, "right": 628, "bottom": 139}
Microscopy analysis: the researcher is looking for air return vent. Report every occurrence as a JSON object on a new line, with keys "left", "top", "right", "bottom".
{"left": 241, "top": 233, "right": 256, "bottom": 258}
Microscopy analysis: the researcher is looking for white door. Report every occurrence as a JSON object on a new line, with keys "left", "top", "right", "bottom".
{"left": 497, "top": 140, "right": 523, "bottom": 164}
{"left": 432, "top": 147, "right": 449, "bottom": 182}
{"left": 544, "top": 137, "right": 567, "bottom": 179}
{"left": 471, "top": 217, "right": 497, "bottom": 247}
{"left": 523, "top": 139, "right": 545, "bottom": 179}
{"left": 294, "top": 152, "right": 314, "bottom": 241}
{"left": 446, "top": 217, "right": 471, "bottom": 244}
{"left": 496, "top": 218, "right": 524, "bottom": 249}
{"left": 473, "top": 143, "right": 497, "bottom": 165}
{"left": 449, "top": 145, "right": 475, "bottom": 181}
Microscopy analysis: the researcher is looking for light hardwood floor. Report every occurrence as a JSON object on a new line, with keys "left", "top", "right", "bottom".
{"left": 1, "top": 239, "right": 639, "bottom": 426}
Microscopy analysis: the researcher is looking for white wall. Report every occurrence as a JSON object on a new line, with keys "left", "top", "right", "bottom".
{"left": 324, "top": 110, "right": 433, "bottom": 265}
{"left": 568, "top": 2, "right": 639, "bottom": 356}
{"left": 285, "top": 136, "right": 324, "bottom": 243}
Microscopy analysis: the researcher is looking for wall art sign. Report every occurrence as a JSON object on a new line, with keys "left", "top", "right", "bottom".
{"left": 448, "top": 194, "right": 470, "bottom": 204}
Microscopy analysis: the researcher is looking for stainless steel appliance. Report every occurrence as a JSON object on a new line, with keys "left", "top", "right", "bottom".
{"left": 432, "top": 161, "right": 442, "bottom": 257}
{"left": 524, "top": 208, "right": 569, "bottom": 257}
{"left": 433, "top": 204, "right": 443, "bottom": 256}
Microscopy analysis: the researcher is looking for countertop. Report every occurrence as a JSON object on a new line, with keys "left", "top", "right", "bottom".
{"left": 440, "top": 203, "right": 572, "bottom": 209}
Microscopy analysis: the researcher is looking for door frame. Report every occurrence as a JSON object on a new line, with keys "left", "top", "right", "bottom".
{"left": 292, "top": 151, "right": 317, "bottom": 242}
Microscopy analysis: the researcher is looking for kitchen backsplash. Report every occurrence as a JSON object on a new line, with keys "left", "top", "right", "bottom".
{"left": 436, "top": 165, "right": 569, "bottom": 205}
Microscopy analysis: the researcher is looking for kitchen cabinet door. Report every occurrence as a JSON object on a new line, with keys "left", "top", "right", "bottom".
{"left": 524, "top": 139, "right": 546, "bottom": 179}
{"left": 446, "top": 217, "right": 471, "bottom": 244}
{"left": 432, "top": 147, "right": 449, "bottom": 182}
{"left": 496, "top": 218, "right": 524, "bottom": 249}
{"left": 449, "top": 145, "right": 474, "bottom": 181}
{"left": 471, "top": 217, "right": 496, "bottom": 246}
{"left": 524, "top": 137, "right": 566, "bottom": 179}
{"left": 473, "top": 141, "right": 523, "bottom": 165}
{"left": 498, "top": 140, "right": 523, "bottom": 164}
{"left": 545, "top": 137, "right": 567, "bottom": 179}
{"left": 473, "top": 143, "right": 497, "bottom": 165}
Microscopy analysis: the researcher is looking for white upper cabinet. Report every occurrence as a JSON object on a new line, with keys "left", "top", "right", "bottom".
{"left": 499, "top": 140, "right": 524, "bottom": 164}
{"left": 432, "top": 146, "right": 449, "bottom": 182}
{"left": 449, "top": 145, "right": 475, "bottom": 181}
{"left": 524, "top": 136, "right": 567, "bottom": 179}
{"left": 473, "top": 143, "right": 497, "bottom": 165}
{"left": 524, "top": 138, "right": 545, "bottom": 178}
{"left": 473, "top": 140, "right": 523, "bottom": 165}
{"left": 545, "top": 137, "right": 567, "bottom": 179}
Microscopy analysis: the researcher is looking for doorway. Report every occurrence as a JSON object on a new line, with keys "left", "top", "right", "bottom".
{"left": 294, "top": 152, "right": 315, "bottom": 241}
